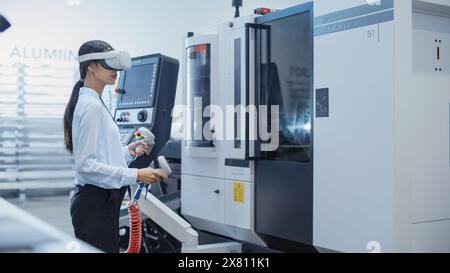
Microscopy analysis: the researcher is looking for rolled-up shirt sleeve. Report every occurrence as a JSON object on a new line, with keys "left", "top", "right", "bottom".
{"left": 75, "top": 104, "right": 138, "bottom": 189}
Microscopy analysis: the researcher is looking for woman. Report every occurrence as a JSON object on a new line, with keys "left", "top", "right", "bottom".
{"left": 63, "top": 40, "right": 167, "bottom": 253}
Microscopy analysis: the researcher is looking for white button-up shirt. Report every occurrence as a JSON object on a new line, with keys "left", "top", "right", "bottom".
{"left": 72, "top": 87, "right": 138, "bottom": 189}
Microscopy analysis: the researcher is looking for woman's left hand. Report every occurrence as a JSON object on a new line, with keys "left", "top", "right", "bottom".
{"left": 128, "top": 140, "right": 149, "bottom": 158}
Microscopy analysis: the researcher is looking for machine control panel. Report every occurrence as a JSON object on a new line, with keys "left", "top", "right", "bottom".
{"left": 115, "top": 107, "right": 154, "bottom": 126}
{"left": 115, "top": 53, "right": 179, "bottom": 168}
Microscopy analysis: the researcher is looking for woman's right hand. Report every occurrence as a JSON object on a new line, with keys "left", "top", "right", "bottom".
{"left": 137, "top": 168, "right": 168, "bottom": 185}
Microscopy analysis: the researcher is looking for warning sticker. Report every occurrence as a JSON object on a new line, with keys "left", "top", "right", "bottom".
{"left": 234, "top": 182, "right": 245, "bottom": 203}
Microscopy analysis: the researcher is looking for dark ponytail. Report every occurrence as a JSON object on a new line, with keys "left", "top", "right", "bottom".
{"left": 64, "top": 40, "right": 114, "bottom": 154}
{"left": 64, "top": 80, "right": 84, "bottom": 153}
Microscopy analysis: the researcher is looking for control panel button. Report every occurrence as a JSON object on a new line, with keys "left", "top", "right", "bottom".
{"left": 138, "top": 110, "right": 148, "bottom": 122}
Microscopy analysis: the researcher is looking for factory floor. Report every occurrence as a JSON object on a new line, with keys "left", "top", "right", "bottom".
{"left": 4, "top": 195, "right": 283, "bottom": 253}
{"left": 7, "top": 195, "right": 74, "bottom": 237}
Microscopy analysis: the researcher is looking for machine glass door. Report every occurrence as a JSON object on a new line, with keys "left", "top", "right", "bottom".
{"left": 185, "top": 35, "right": 220, "bottom": 158}
{"left": 255, "top": 4, "right": 314, "bottom": 248}
{"left": 187, "top": 44, "right": 214, "bottom": 148}
{"left": 258, "top": 13, "right": 313, "bottom": 163}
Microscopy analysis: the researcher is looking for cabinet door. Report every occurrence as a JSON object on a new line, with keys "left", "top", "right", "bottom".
{"left": 181, "top": 175, "right": 225, "bottom": 224}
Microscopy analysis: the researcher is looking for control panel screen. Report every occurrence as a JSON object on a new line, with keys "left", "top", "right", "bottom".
{"left": 118, "top": 63, "right": 157, "bottom": 108}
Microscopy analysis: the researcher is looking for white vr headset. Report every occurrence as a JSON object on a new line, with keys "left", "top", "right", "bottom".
{"left": 78, "top": 50, "right": 132, "bottom": 71}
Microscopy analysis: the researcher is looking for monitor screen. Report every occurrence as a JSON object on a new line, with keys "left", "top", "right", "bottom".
{"left": 119, "top": 63, "right": 157, "bottom": 108}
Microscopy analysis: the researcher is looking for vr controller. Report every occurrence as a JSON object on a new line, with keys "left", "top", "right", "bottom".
{"left": 133, "top": 127, "right": 172, "bottom": 176}
{"left": 134, "top": 127, "right": 154, "bottom": 156}
{"left": 131, "top": 128, "right": 172, "bottom": 201}
{"left": 156, "top": 156, "right": 172, "bottom": 176}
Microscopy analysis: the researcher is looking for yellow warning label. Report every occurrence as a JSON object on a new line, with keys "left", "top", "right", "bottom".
{"left": 234, "top": 182, "right": 245, "bottom": 203}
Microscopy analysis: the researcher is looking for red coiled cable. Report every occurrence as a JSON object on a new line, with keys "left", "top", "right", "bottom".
{"left": 125, "top": 201, "right": 142, "bottom": 253}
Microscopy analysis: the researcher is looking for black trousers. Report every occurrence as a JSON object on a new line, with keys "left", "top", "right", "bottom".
{"left": 70, "top": 184, "right": 127, "bottom": 253}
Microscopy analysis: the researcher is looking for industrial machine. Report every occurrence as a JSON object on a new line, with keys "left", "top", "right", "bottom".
{"left": 116, "top": 53, "right": 241, "bottom": 253}
{"left": 115, "top": 53, "right": 180, "bottom": 252}
{"left": 181, "top": 0, "right": 450, "bottom": 253}
{"left": 115, "top": 53, "right": 179, "bottom": 168}
{"left": 182, "top": 0, "right": 313, "bottom": 252}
